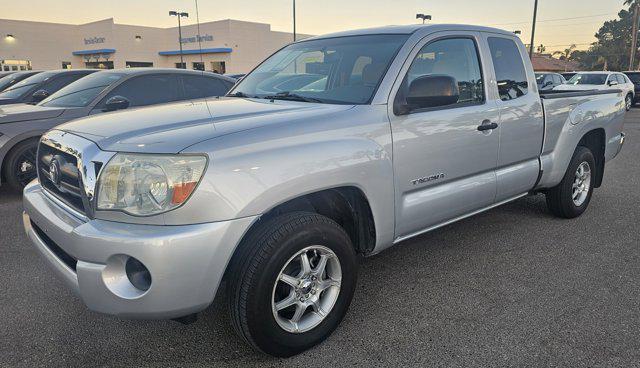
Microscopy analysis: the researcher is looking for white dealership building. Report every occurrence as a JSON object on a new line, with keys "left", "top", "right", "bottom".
{"left": 0, "top": 17, "right": 310, "bottom": 73}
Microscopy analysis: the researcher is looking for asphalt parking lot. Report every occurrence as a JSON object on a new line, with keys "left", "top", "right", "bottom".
{"left": 1, "top": 110, "right": 639, "bottom": 368}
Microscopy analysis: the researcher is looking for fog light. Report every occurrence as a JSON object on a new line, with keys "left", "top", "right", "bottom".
{"left": 125, "top": 257, "right": 151, "bottom": 291}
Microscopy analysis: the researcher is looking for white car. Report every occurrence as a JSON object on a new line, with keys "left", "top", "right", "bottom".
{"left": 554, "top": 72, "right": 635, "bottom": 110}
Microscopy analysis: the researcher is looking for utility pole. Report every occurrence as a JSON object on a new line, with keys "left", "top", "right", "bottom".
{"left": 293, "top": 0, "right": 297, "bottom": 42}
{"left": 630, "top": 1, "right": 639, "bottom": 70}
{"left": 529, "top": 0, "right": 538, "bottom": 58}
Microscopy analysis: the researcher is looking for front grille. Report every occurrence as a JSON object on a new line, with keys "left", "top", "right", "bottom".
{"left": 37, "top": 141, "right": 85, "bottom": 214}
{"left": 31, "top": 220, "right": 78, "bottom": 272}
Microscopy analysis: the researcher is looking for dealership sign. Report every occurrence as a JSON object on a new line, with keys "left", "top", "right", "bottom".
{"left": 180, "top": 34, "right": 213, "bottom": 44}
{"left": 84, "top": 37, "right": 106, "bottom": 45}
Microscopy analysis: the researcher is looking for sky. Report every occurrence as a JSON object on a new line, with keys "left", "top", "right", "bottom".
{"left": 1, "top": 0, "right": 627, "bottom": 53}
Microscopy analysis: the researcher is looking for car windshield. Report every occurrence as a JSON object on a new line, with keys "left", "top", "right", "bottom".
{"left": 0, "top": 71, "right": 56, "bottom": 99}
{"left": 230, "top": 34, "right": 409, "bottom": 104}
{"left": 567, "top": 73, "right": 607, "bottom": 85}
{"left": 40, "top": 72, "right": 126, "bottom": 107}
{"left": 0, "top": 73, "right": 29, "bottom": 91}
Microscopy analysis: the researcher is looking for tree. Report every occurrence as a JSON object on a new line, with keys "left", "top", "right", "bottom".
{"left": 553, "top": 44, "right": 576, "bottom": 60}
{"left": 571, "top": 8, "right": 634, "bottom": 71}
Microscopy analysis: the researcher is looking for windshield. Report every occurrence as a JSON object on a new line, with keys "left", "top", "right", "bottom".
{"left": 567, "top": 73, "right": 607, "bottom": 85}
{"left": 230, "top": 34, "right": 409, "bottom": 104}
{"left": 0, "top": 71, "right": 56, "bottom": 99}
{"left": 0, "top": 73, "right": 31, "bottom": 92}
{"left": 40, "top": 72, "right": 125, "bottom": 107}
{"left": 626, "top": 73, "right": 640, "bottom": 83}
{"left": 535, "top": 74, "right": 547, "bottom": 85}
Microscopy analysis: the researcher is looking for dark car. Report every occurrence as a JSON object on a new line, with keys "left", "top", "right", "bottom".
{"left": 535, "top": 72, "right": 567, "bottom": 91}
{"left": 561, "top": 72, "right": 577, "bottom": 81}
{"left": 0, "top": 68, "right": 236, "bottom": 190}
{"left": 0, "top": 71, "right": 41, "bottom": 93}
{"left": 623, "top": 71, "right": 640, "bottom": 104}
{"left": 0, "top": 70, "right": 96, "bottom": 106}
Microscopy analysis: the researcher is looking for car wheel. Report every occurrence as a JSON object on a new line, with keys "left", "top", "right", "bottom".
{"left": 3, "top": 138, "right": 39, "bottom": 191}
{"left": 227, "top": 212, "right": 358, "bottom": 357}
{"left": 545, "top": 146, "right": 596, "bottom": 218}
{"left": 625, "top": 93, "right": 633, "bottom": 111}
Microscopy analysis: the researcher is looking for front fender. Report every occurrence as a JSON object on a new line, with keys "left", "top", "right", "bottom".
{"left": 173, "top": 110, "right": 395, "bottom": 249}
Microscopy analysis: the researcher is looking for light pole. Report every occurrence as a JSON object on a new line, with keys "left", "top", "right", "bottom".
{"left": 529, "top": 0, "right": 538, "bottom": 58}
{"left": 169, "top": 11, "right": 189, "bottom": 69}
{"left": 293, "top": 0, "right": 297, "bottom": 42}
{"left": 416, "top": 14, "right": 432, "bottom": 24}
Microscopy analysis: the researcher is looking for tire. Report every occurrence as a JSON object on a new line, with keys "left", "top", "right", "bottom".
{"left": 3, "top": 138, "right": 39, "bottom": 191}
{"left": 545, "top": 146, "right": 596, "bottom": 218}
{"left": 625, "top": 93, "right": 633, "bottom": 111}
{"left": 227, "top": 212, "right": 358, "bottom": 357}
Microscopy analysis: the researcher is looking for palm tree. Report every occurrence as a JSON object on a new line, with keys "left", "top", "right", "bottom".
{"left": 553, "top": 44, "right": 576, "bottom": 60}
{"left": 536, "top": 44, "right": 546, "bottom": 53}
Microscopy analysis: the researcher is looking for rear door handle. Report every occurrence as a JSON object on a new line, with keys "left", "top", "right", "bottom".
{"left": 477, "top": 120, "right": 499, "bottom": 131}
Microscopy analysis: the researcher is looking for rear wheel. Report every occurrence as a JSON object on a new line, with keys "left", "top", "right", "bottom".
{"left": 545, "top": 146, "right": 596, "bottom": 218}
{"left": 227, "top": 212, "right": 358, "bottom": 357}
{"left": 625, "top": 93, "right": 633, "bottom": 111}
{"left": 3, "top": 139, "right": 39, "bottom": 191}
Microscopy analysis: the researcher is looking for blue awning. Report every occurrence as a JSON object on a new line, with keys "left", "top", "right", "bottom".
{"left": 72, "top": 48, "right": 116, "bottom": 56}
{"left": 158, "top": 47, "right": 232, "bottom": 56}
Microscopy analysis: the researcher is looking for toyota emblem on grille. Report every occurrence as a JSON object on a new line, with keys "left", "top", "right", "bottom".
{"left": 49, "top": 159, "right": 62, "bottom": 188}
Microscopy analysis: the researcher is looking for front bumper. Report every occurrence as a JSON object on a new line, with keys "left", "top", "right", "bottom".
{"left": 23, "top": 181, "right": 256, "bottom": 319}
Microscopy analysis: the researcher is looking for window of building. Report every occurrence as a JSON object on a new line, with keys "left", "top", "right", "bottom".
{"left": 62, "top": 62, "right": 72, "bottom": 69}
{"left": 175, "top": 62, "right": 186, "bottom": 69}
{"left": 85, "top": 61, "right": 114, "bottom": 70}
{"left": 400, "top": 37, "right": 485, "bottom": 108}
{"left": 192, "top": 62, "right": 205, "bottom": 71}
{"left": 210, "top": 61, "right": 226, "bottom": 74}
{"left": 488, "top": 37, "right": 529, "bottom": 101}
{"left": 126, "top": 61, "right": 153, "bottom": 68}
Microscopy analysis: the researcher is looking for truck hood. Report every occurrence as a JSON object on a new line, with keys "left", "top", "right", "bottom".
{"left": 0, "top": 103, "right": 66, "bottom": 124}
{"left": 57, "top": 98, "right": 355, "bottom": 153}
{"left": 553, "top": 84, "right": 606, "bottom": 91}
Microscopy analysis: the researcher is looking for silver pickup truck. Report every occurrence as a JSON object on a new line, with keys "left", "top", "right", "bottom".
{"left": 23, "top": 24, "right": 625, "bottom": 357}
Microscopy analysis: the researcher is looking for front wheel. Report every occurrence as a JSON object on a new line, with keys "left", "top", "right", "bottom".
{"left": 227, "top": 212, "right": 358, "bottom": 357}
{"left": 3, "top": 139, "right": 39, "bottom": 191}
{"left": 545, "top": 146, "right": 596, "bottom": 218}
{"left": 625, "top": 93, "right": 633, "bottom": 111}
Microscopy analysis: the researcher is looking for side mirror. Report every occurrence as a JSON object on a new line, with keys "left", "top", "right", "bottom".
{"left": 31, "top": 89, "right": 50, "bottom": 103}
{"left": 103, "top": 95, "right": 130, "bottom": 112}
{"left": 396, "top": 75, "right": 459, "bottom": 115}
{"left": 608, "top": 80, "right": 619, "bottom": 86}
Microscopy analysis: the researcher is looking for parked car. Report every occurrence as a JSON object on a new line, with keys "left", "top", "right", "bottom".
{"left": 0, "top": 69, "right": 96, "bottom": 106}
{"left": 554, "top": 71, "right": 635, "bottom": 110}
{"left": 623, "top": 71, "right": 640, "bottom": 105}
{"left": 0, "top": 68, "right": 235, "bottom": 190}
{"left": 561, "top": 72, "right": 577, "bottom": 81}
{"left": 0, "top": 71, "right": 15, "bottom": 79}
{"left": 23, "top": 24, "right": 625, "bottom": 357}
{"left": 0, "top": 71, "right": 41, "bottom": 93}
{"left": 535, "top": 72, "right": 566, "bottom": 91}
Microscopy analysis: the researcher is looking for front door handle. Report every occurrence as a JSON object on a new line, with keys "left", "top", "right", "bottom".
{"left": 477, "top": 120, "right": 499, "bottom": 131}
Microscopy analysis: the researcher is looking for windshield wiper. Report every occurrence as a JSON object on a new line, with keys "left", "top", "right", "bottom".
{"left": 263, "top": 91, "right": 323, "bottom": 103}
{"left": 227, "top": 91, "right": 258, "bottom": 98}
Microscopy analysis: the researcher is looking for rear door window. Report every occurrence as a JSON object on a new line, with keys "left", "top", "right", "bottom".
{"left": 181, "top": 74, "right": 231, "bottom": 99}
{"left": 487, "top": 37, "right": 529, "bottom": 101}
{"left": 96, "top": 74, "right": 180, "bottom": 109}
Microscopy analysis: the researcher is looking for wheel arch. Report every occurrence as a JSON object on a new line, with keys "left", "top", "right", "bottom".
{"left": 577, "top": 128, "right": 606, "bottom": 188}
{"left": 0, "top": 134, "right": 41, "bottom": 185}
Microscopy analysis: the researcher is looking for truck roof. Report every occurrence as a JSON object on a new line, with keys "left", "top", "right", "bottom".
{"left": 306, "top": 24, "right": 516, "bottom": 41}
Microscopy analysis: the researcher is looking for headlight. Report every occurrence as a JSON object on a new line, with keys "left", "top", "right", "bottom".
{"left": 96, "top": 153, "right": 207, "bottom": 216}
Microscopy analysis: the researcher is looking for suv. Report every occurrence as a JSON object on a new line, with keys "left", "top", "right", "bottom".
{"left": 623, "top": 71, "right": 640, "bottom": 105}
